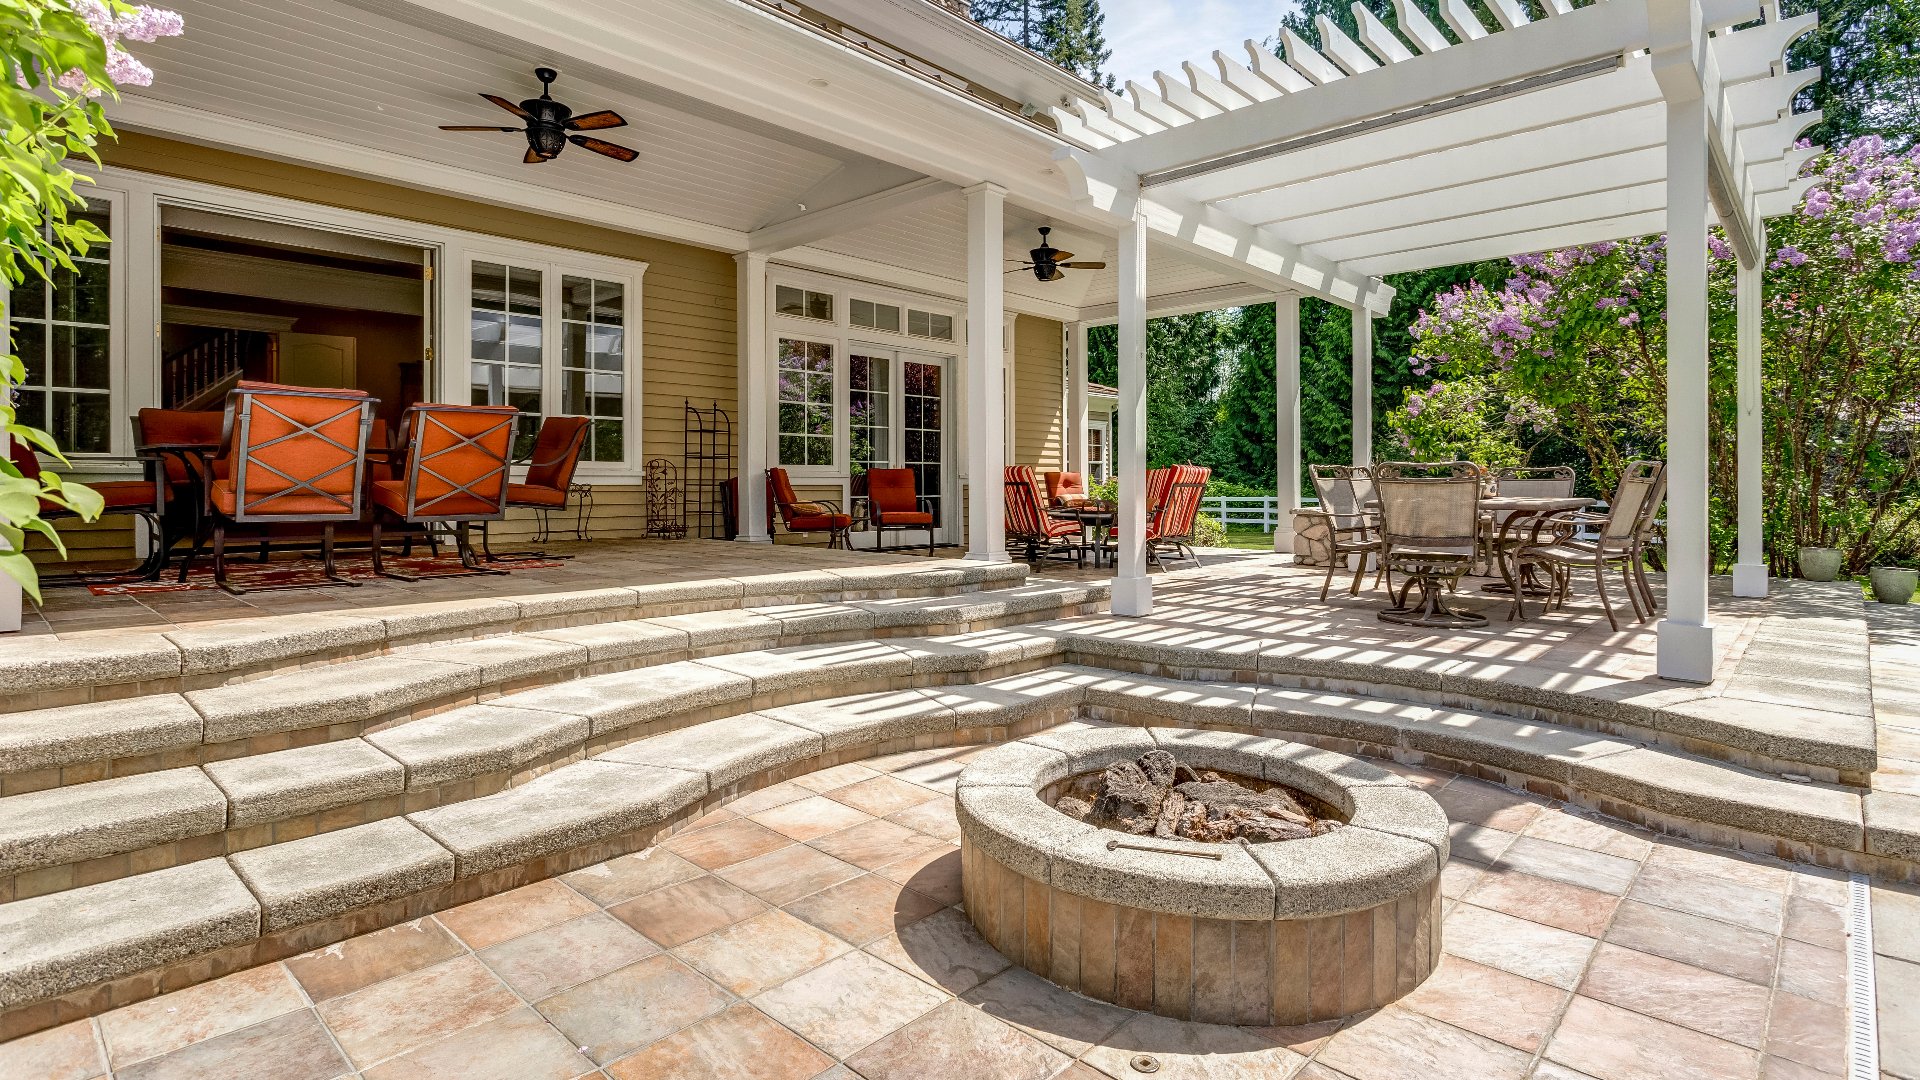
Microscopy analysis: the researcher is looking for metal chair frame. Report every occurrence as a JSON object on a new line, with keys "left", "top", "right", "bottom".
{"left": 372, "top": 404, "right": 515, "bottom": 580}
{"left": 1373, "top": 461, "right": 1487, "bottom": 628}
{"left": 482, "top": 414, "right": 592, "bottom": 562}
{"left": 1301, "top": 464, "right": 1386, "bottom": 601}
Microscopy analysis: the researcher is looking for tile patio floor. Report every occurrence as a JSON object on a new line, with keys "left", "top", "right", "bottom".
{"left": 8, "top": 724, "right": 1855, "bottom": 1080}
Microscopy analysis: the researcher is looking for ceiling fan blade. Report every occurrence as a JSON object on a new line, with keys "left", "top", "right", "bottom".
{"left": 1046, "top": 250, "right": 1076, "bottom": 262}
{"left": 524, "top": 147, "right": 548, "bottom": 164}
{"left": 481, "top": 93, "right": 534, "bottom": 119}
{"left": 440, "top": 125, "right": 520, "bottom": 131}
{"left": 569, "top": 135, "right": 639, "bottom": 162}
{"left": 1061, "top": 262, "right": 1107, "bottom": 269}
{"left": 1004, "top": 266, "right": 1035, "bottom": 274}
{"left": 1043, "top": 266, "right": 1065, "bottom": 282}
{"left": 566, "top": 110, "right": 627, "bottom": 131}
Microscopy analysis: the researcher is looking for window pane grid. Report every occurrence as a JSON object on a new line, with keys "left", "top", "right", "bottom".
{"left": 561, "top": 274, "right": 625, "bottom": 463}
{"left": 11, "top": 199, "right": 112, "bottom": 453}
{"left": 777, "top": 338, "right": 833, "bottom": 467}
{"left": 470, "top": 260, "right": 543, "bottom": 459}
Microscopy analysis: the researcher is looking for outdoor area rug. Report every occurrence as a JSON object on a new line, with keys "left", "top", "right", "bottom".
{"left": 88, "top": 553, "right": 566, "bottom": 595}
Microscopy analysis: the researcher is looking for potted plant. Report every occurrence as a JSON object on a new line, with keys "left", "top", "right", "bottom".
{"left": 1870, "top": 565, "right": 1918, "bottom": 604}
{"left": 1797, "top": 546, "right": 1844, "bottom": 582}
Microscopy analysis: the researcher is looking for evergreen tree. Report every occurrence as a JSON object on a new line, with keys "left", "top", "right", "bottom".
{"left": 1040, "top": 0, "right": 1117, "bottom": 89}
{"left": 970, "top": 0, "right": 1047, "bottom": 52}
{"left": 1085, "top": 312, "right": 1231, "bottom": 470}
{"left": 1785, "top": 0, "right": 1920, "bottom": 148}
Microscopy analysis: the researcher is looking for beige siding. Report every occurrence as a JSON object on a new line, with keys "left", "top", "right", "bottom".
{"left": 1013, "top": 314, "right": 1065, "bottom": 471}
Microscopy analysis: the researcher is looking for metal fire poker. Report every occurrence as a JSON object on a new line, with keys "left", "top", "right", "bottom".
{"left": 1104, "top": 838, "right": 1224, "bottom": 860}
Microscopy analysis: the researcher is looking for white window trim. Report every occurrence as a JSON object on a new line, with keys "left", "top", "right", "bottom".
{"left": 1086, "top": 418, "right": 1111, "bottom": 483}
{"left": 62, "top": 166, "right": 650, "bottom": 478}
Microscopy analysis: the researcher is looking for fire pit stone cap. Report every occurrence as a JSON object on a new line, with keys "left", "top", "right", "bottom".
{"left": 1247, "top": 825, "right": 1440, "bottom": 919}
{"left": 956, "top": 783, "right": 1083, "bottom": 879}
{"left": 1052, "top": 831, "right": 1278, "bottom": 921}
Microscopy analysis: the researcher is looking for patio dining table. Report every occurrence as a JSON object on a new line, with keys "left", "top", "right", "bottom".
{"left": 1050, "top": 502, "right": 1116, "bottom": 567}
{"left": 1478, "top": 494, "right": 1595, "bottom": 604}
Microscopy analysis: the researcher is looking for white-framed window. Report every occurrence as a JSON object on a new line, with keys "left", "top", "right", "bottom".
{"left": 466, "top": 251, "right": 640, "bottom": 469}
{"left": 907, "top": 307, "right": 954, "bottom": 341}
{"left": 1087, "top": 419, "right": 1110, "bottom": 483}
{"left": 7, "top": 193, "right": 123, "bottom": 456}
{"left": 775, "top": 284, "right": 832, "bottom": 321}
{"left": 848, "top": 350, "right": 891, "bottom": 474}
{"left": 849, "top": 298, "right": 901, "bottom": 334}
{"left": 777, "top": 336, "right": 835, "bottom": 467}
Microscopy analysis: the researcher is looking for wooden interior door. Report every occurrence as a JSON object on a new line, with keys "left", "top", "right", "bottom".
{"left": 278, "top": 333, "right": 357, "bottom": 389}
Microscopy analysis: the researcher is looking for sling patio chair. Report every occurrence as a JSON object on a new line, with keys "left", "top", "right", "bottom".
{"left": 861, "top": 467, "right": 936, "bottom": 555}
{"left": 482, "top": 413, "right": 592, "bottom": 562}
{"left": 1373, "top": 460, "right": 1487, "bottom": 628}
{"left": 1005, "top": 465, "right": 1083, "bottom": 565}
{"left": 1301, "top": 464, "right": 1386, "bottom": 601}
{"left": 370, "top": 402, "right": 517, "bottom": 579}
{"left": 1479, "top": 465, "right": 1578, "bottom": 575}
{"left": 1519, "top": 460, "right": 1666, "bottom": 630}
{"left": 767, "top": 467, "right": 852, "bottom": 549}
{"left": 183, "top": 381, "right": 377, "bottom": 593}
{"left": 6, "top": 435, "right": 168, "bottom": 584}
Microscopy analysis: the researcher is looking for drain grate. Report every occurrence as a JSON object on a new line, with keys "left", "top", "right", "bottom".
{"left": 1847, "top": 873, "right": 1879, "bottom": 1080}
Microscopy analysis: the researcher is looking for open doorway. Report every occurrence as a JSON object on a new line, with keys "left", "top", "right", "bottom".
{"left": 158, "top": 206, "right": 432, "bottom": 432}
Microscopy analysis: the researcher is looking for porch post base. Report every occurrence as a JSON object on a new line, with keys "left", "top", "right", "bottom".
{"left": 1655, "top": 619, "right": 1717, "bottom": 684}
{"left": 964, "top": 549, "right": 1008, "bottom": 563}
{"left": 1731, "top": 562, "right": 1769, "bottom": 598}
{"left": 1272, "top": 524, "right": 1296, "bottom": 556}
{"left": 1111, "top": 575, "right": 1154, "bottom": 616}
{"left": 732, "top": 534, "right": 773, "bottom": 544}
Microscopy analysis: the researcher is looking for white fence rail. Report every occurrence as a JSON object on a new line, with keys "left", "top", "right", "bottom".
{"left": 1199, "top": 495, "right": 1310, "bottom": 532}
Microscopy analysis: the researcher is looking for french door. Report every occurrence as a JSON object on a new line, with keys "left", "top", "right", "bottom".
{"left": 848, "top": 346, "right": 951, "bottom": 542}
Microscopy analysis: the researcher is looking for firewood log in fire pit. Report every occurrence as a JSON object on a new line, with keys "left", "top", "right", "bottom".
{"left": 1051, "top": 751, "right": 1342, "bottom": 844}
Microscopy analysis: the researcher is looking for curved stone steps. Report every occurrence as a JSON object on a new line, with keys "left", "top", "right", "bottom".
{"left": 2, "top": 661, "right": 1912, "bottom": 1038}
{"left": 0, "top": 559, "right": 1034, "bottom": 712}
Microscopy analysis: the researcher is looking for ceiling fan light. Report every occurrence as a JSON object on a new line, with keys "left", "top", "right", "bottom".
{"left": 528, "top": 126, "right": 568, "bottom": 158}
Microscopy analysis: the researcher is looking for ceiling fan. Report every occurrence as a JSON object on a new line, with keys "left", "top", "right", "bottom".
{"left": 1007, "top": 227, "right": 1107, "bottom": 282}
{"left": 438, "top": 67, "right": 638, "bottom": 165}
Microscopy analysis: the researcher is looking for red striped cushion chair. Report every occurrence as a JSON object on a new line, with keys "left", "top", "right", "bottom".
{"left": 1004, "top": 465, "right": 1082, "bottom": 565}
{"left": 1111, "top": 465, "right": 1211, "bottom": 569}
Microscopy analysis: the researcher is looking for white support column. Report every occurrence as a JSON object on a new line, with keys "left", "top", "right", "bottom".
{"left": 964, "top": 183, "right": 1009, "bottom": 562}
{"left": 1112, "top": 212, "right": 1153, "bottom": 616}
{"left": 1351, "top": 309, "right": 1373, "bottom": 466}
{"left": 1731, "top": 249, "right": 1769, "bottom": 598}
{"left": 1274, "top": 294, "right": 1303, "bottom": 555}
{"left": 1657, "top": 91, "right": 1717, "bottom": 683}
{"left": 1068, "top": 321, "right": 1089, "bottom": 478}
{"left": 733, "top": 251, "right": 772, "bottom": 543}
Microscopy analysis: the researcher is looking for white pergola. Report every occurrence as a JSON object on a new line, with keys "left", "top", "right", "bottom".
{"left": 1044, "top": 0, "right": 1818, "bottom": 683}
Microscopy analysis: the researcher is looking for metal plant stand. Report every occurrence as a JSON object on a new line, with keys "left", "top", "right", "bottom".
{"left": 683, "top": 400, "right": 733, "bottom": 539}
{"left": 644, "top": 458, "right": 686, "bottom": 540}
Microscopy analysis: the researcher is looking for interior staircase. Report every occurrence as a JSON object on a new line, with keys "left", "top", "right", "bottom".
{"left": 0, "top": 560, "right": 1909, "bottom": 1041}
{"left": 161, "top": 327, "right": 267, "bottom": 411}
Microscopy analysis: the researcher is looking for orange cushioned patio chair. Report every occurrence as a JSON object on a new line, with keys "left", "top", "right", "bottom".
{"left": 862, "top": 467, "right": 935, "bottom": 555}
{"left": 371, "top": 402, "right": 517, "bottom": 578}
{"left": 483, "top": 413, "right": 592, "bottom": 562}
{"left": 185, "top": 381, "right": 376, "bottom": 592}
{"left": 1043, "top": 470, "right": 1090, "bottom": 507}
{"left": 767, "top": 466, "right": 852, "bottom": 549}
{"left": 1005, "top": 465, "right": 1083, "bottom": 566}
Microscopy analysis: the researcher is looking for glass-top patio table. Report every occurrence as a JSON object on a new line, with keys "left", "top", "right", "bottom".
{"left": 1480, "top": 494, "right": 1595, "bottom": 605}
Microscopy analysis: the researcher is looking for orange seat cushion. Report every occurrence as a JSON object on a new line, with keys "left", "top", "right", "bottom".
{"left": 788, "top": 513, "right": 852, "bottom": 530}
{"left": 209, "top": 478, "right": 358, "bottom": 518}
{"left": 371, "top": 480, "right": 502, "bottom": 520}
{"left": 874, "top": 511, "right": 933, "bottom": 526}
{"left": 507, "top": 483, "right": 570, "bottom": 508}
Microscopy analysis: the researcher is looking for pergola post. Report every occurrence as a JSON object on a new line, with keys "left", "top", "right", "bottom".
{"left": 1732, "top": 246, "right": 1769, "bottom": 597}
{"left": 1112, "top": 212, "right": 1152, "bottom": 616}
{"left": 1351, "top": 309, "right": 1373, "bottom": 466}
{"left": 1274, "top": 293, "right": 1302, "bottom": 554}
{"left": 964, "top": 183, "right": 1009, "bottom": 562}
{"left": 1656, "top": 89, "right": 1717, "bottom": 682}
{"left": 1068, "top": 321, "right": 1089, "bottom": 479}
{"left": 733, "top": 251, "right": 771, "bottom": 543}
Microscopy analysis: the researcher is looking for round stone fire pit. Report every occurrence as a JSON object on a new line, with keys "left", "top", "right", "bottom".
{"left": 956, "top": 727, "right": 1447, "bottom": 1027}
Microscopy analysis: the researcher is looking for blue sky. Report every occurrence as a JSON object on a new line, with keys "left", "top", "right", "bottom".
{"left": 1099, "top": 0, "right": 1293, "bottom": 86}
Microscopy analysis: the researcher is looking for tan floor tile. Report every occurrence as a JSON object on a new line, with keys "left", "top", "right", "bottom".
{"left": 1314, "top": 1004, "right": 1532, "bottom": 1080}
{"left": 315, "top": 955, "right": 520, "bottom": 1069}
{"left": 604, "top": 1003, "right": 832, "bottom": 1080}
{"left": 748, "top": 794, "right": 873, "bottom": 841}
{"left": 1602, "top": 899, "right": 1778, "bottom": 985}
{"left": 1522, "top": 811, "right": 1654, "bottom": 861}
{"left": 874, "top": 845, "right": 962, "bottom": 906}
{"left": 1398, "top": 954, "right": 1567, "bottom": 1053}
{"left": 1462, "top": 868, "right": 1621, "bottom": 937}
{"left": 683, "top": 807, "right": 737, "bottom": 830}
{"left": 752, "top": 950, "right": 947, "bottom": 1057}
{"left": 1764, "top": 992, "right": 1847, "bottom": 1075}
{"left": 715, "top": 843, "right": 863, "bottom": 906}
{"left": 1545, "top": 995, "right": 1761, "bottom": 1080}
{"left": 435, "top": 879, "right": 598, "bottom": 950}
{"left": 113, "top": 1010, "right": 349, "bottom": 1080}
{"left": 561, "top": 847, "right": 705, "bottom": 906}
{"left": 791, "top": 762, "right": 880, "bottom": 794}
{"left": 961, "top": 966, "right": 1133, "bottom": 1057}
{"left": 721, "top": 780, "right": 816, "bottom": 817}
{"left": 4, "top": 1019, "right": 104, "bottom": 1080}
{"left": 285, "top": 918, "right": 467, "bottom": 1003}
{"left": 534, "top": 954, "right": 732, "bottom": 1065}
{"left": 1774, "top": 938, "right": 1847, "bottom": 1007}
{"left": 807, "top": 817, "right": 948, "bottom": 870}
{"left": 826, "top": 775, "right": 945, "bottom": 817}
{"left": 1431, "top": 780, "right": 1546, "bottom": 832}
{"left": 783, "top": 872, "right": 947, "bottom": 945}
{"left": 866, "top": 907, "right": 1010, "bottom": 995}
{"left": 1628, "top": 862, "right": 1784, "bottom": 934}
{"left": 1757, "top": 1055, "right": 1833, "bottom": 1080}
{"left": 1532, "top": 1063, "right": 1604, "bottom": 1080}
{"left": 661, "top": 817, "right": 796, "bottom": 870}
{"left": 1644, "top": 842, "right": 1792, "bottom": 892}
{"left": 846, "top": 1000, "right": 1068, "bottom": 1080}
{"left": 1442, "top": 903, "right": 1597, "bottom": 990}
{"left": 1448, "top": 822, "right": 1519, "bottom": 865}
{"left": 99, "top": 964, "right": 306, "bottom": 1068}
{"left": 1441, "top": 859, "right": 1487, "bottom": 900}
{"left": 476, "top": 911, "right": 659, "bottom": 1000}
{"left": 1579, "top": 942, "right": 1771, "bottom": 1049}
{"left": 1246, "top": 1019, "right": 1346, "bottom": 1058}
{"left": 607, "top": 874, "right": 768, "bottom": 948}
{"left": 1085, "top": 1012, "right": 1306, "bottom": 1079}
{"left": 1490, "top": 835, "right": 1640, "bottom": 895}
{"left": 360, "top": 1005, "right": 593, "bottom": 1080}
{"left": 674, "top": 909, "right": 852, "bottom": 996}
{"left": 885, "top": 797, "right": 962, "bottom": 841}
{"left": 1781, "top": 892, "right": 1847, "bottom": 951}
